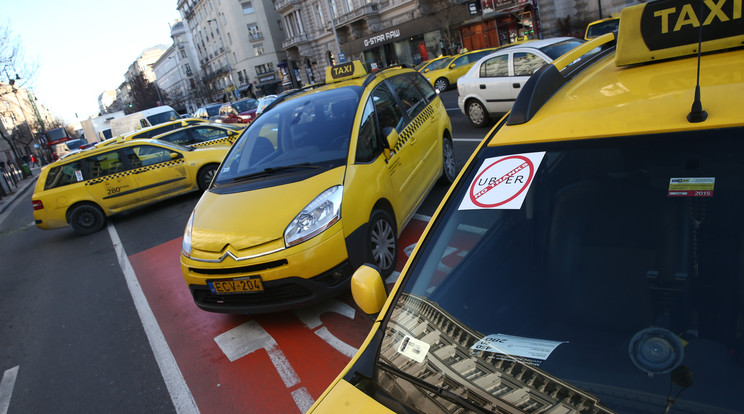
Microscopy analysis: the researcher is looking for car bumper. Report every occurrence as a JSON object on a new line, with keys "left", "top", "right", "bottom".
{"left": 181, "top": 225, "right": 354, "bottom": 314}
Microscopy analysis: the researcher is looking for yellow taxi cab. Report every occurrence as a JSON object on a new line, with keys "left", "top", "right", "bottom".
{"left": 414, "top": 55, "right": 450, "bottom": 72}
{"left": 180, "top": 61, "right": 455, "bottom": 314}
{"left": 584, "top": 14, "right": 620, "bottom": 39}
{"left": 308, "top": 0, "right": 744, "bottom": 412}
{"left": 150, "top": 123, "right": 242, "bottom": 148}
{"left": 421, "top": 47, "right": 497, "bottom": 92}
{"left": 123, "top": 117, "right": 207, "bottom": 139}
{"left": 32, "top": 139, "right": 230, "bottom": 235}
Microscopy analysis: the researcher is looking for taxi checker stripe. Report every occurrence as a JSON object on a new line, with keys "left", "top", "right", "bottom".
{"left": 85, "top": 159, "right": 185, "bottom": 186}
{"left": 389, "top": 105, "right": 435, "bottom": 157}
{"left": 191, "top": 137, "right": 232, "bottom": 148}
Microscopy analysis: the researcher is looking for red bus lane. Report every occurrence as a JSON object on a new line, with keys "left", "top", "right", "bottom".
{"left": 128, "top": 217, "right": 432, "bottom": 413}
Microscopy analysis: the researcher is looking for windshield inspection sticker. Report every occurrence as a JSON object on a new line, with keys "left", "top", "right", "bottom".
{"left": 75, "top": 170, "right": 83, "bottom": 182}
{"left": 668, "top": 177, "right": 715, "bottom": 197}
{"left": 397, "top": 335, "right": 430, "bottom": 363}
{"left": 471, "top": 334, "right": 566, "bottom": 366}
{"left": 459, "top": 152, "right": 545, "bottom": 210}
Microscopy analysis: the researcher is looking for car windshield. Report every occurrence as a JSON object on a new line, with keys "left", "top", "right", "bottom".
{"left": 587, "top": 19, "right": 620, "bottom": 38}
{"left": 65, "top": 139, "right": 87, "bottom": 150}
{"left": 233, "top": 99, "right": 258, "bottom": 113}
{"left": 367, "top": 127, "right": 744, "bottom": 414}
{"left": 214, "top": 87, "right": 359, "bottom": 185}
{"left": 147, "top": 110, "right": 180, "bottom": 125}
{"left": 425, "top": 57, "right": 455, "bottom": 71}
{"left": 539, "top": 38, "right": 586, "bottom": 60}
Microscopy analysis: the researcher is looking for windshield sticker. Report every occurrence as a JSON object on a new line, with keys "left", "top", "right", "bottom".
{"left": 471, "top": 334, "right": 566, "bottom": 367}
{"left": 668, "top": 177, "right": 715, "bottom": 197}
{"left": 75, "top": 170, "right": 83, "bottom": 182}
{"left": 397, "top": 335, "right": 430, "bottom": 363}
{"left": 459, "top": 152, "right": 545, "bottom": 210}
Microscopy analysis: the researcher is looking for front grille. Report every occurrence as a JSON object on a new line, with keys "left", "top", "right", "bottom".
{"left": 189, "top": 259, "right": 288, "bottom": 275}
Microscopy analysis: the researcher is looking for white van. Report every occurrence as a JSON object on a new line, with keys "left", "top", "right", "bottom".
{"left": 109, "top": 106, "right": 180, "bottom": 137}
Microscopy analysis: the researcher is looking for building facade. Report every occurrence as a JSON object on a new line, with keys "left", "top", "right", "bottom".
{"left": 0, "top": 82, "right": 56, "bottom": 166}
{"left": 177, "top": 0, "right": 288, "bottom": 101}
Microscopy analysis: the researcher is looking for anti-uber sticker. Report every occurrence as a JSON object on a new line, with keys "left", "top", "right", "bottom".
{"left": 459, "top": 152, "right": 545, "bottom": 210}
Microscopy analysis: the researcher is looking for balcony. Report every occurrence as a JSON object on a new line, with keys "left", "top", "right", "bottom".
{"left": 330, "top": 3, "right": 380, "bottom": 27}
{"left": 274, "top": 0, "right": 301, "bottom": 13}
{"left": 282, "top": 33, "right": 309, "bottom": 49}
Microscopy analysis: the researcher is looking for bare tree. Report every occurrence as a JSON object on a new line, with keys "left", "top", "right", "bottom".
{"left": 128, "top": 72, "right": 168, "bottom": 113}
{"left": 0, "top": 24, "right": 38, "bottom": 94}
{"left": 419, "top": 0, "right": 471, "bottom": 55}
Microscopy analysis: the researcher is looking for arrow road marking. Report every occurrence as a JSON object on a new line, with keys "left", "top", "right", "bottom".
{"left": 0, "top": 366, "right": 19, "bottom": 414}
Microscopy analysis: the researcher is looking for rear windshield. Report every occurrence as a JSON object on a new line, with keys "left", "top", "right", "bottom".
{"left": 539, "top": 38, "right": 586, "bottom": 60}
{"left": 369, "top": 126, "right": 744, "bottom": 414}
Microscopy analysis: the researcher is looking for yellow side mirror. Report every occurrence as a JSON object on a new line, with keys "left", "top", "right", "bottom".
{"left": 351, "top": 265, "right": 388, "bottom": 315}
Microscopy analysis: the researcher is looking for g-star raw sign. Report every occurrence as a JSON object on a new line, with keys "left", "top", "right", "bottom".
{"left": 363, "top": 29, "right": 401, "bottom": 47}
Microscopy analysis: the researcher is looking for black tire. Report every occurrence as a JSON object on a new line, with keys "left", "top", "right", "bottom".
{"left": 368, "top": 209, "right": 397, "bottom": 277}
{"left": 197, "top": 164, "right": 217, "bottom": 191}
{"left": 69, "top": 204, "right": 105, "bottom": 235}
{"left": 466, "top": 99, "right": 490, "bottom": 128}
{"left": 434, "top": 77, "right": 450, "bottom": 93}
{"left": 440, "top": 137, "right": 456, "bottom": 184}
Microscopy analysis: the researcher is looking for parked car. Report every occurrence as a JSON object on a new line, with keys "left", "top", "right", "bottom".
{"left": 585, "top": 15, "right": 620, "bottom": 39}
{"left": 422, "top": 47, "right": 497, "bottom": 92}
{"left": 414, "top": 55, "right": 451, "bottom": 72}
{"left": 193, "top": 103, "right": 224, "bottom": 121}
{"left": 32, "top": 139, "right": 231, "bottom": 235}
{"left": 308, "top": 0, "right": 744, "bottom": 411}
{"left": 457, "top": 37, "right": 585, "bottom": 127}
{"left": 218, "top": 98, "right": 259, "bottom": 124}
{"left": 180, "top": 61, "right": 455, "bottom": 314}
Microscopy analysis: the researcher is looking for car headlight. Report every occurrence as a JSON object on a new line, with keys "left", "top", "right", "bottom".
{"left": 182, "top": 211, "right": 194, "bottom": 257}
{"left": 284, "top": 185, "right": 342, "bottom": 248}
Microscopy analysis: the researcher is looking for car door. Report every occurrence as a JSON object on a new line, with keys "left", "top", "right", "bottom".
{"left": 186, "top": 125, "right": 237, "bottom": 146}
{"left": 475, "top": 53, "right": 514, "bottom": 113}
{"left": 386, "top": 73, "right": 440, "bottom": 191}
{"left": 81, "top": 149, "right": 139, "bottom": 211}
{"left": 122, "top": 143, "right": 192, "bottom": 202}
{"left": 510, "top": 50, "right": 550, "bottom": 101}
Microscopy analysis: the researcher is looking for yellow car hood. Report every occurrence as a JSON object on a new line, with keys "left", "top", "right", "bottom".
{"left": 191, "top": 167, "right": 345, "bottom": 254}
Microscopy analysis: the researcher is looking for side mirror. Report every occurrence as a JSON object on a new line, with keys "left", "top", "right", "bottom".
{"left": 423, "top": 68, "right": 430, "bottom": 73}
{"left": 351, "top": 265, "right": 388, "bottom": 315}
{"left": 383, "top": 127, "right": 400, "bottom": 151}
{"left": 170, "top": 152, "right": 180, "bottom": 159}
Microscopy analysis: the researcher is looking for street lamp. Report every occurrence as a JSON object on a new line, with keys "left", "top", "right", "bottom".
{"left": 207, "top": 17, "right": 238, "bottom": 101}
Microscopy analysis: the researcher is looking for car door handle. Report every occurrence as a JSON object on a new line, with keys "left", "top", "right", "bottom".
{"left": 479, "top": 84, "right": 486, "bottom": 89}
{"left": 512, "top": 83, "right": 521, "bottom": 89}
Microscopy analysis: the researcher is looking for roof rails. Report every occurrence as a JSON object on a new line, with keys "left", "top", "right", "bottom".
{"left": 361, "top": 64, "right": 412, "bottom": 87}
{"left": 507, "top": 33, "right": 617, "bottom": 126}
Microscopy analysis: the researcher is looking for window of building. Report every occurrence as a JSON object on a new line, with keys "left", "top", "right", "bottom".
{"left": 315, "top": 2, "right": 325, "bottom": 26}
{"left": 242, "top": 1, "right": 254, "bottom": 14}
{"left": 247, "top": 24, "right": 263, "bottom": 41}
{"left": 255, "top": 63, "right": 274, "bottom": 75}
{"left": 253, "top": 43, "right": 265, "bottom": 56}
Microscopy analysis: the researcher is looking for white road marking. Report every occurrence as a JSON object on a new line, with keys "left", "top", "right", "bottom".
{"left": 0, "top": 366, "right": 19, "bottom": 414}
{"left": 107, "top": 224, "right": 198, "bottom": 414}
{"left": 291, "top": 387, "right": 314, "bottom": 413}
{"left": 314, "top": 327, "right": 357, "bottom": 358}
{"left": 214, "top": 321, "right": 299, "bottom": 387}
{"left": 294, "top": 299, "right": 355, "bottom": 330}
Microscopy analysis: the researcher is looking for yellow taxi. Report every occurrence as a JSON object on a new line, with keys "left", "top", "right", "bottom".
{"left": 180, "top": 61, "right": 455, "bottom": 314}
{"left": 123, "top": 117, "right": 207, "bottom": 139}
{"left": 150, "top": 123, "right": 242, "bottom": 148}
{"left": 308, "top": 0, "right": 744, "bottom": 412}
{"left": 421, "top": 47, "right": 497, "bottom": 92}
{"left": 32, "top": 139, "right": 230, "bottom": 235}
{"left": 584, "top": 14, "right": 620, "bottom": 39}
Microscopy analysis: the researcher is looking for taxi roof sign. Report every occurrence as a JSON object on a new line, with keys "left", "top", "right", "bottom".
{"left": 325, "top": 61, "right": 367, "bottom": 83}
{"left": 616, "top": 0, "right": 744, "bottom": 66}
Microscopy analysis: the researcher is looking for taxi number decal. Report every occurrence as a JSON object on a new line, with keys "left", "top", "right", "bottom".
{"left": 459, "top": 152, "right": 545, "bottom": 210}
{"left": 107, "top": 187, "right": 123, "bottom": 195}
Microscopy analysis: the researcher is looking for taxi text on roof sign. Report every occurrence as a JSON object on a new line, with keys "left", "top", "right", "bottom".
{"left": 325, "top": 61, "right": 367, "bottom": 83}
{"left": 616, "top": 0, "right": 744, "bottom": 66}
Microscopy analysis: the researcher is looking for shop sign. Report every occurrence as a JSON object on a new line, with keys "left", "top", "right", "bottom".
{"left": 259, "top": 75, "right": 276, "bottom": 83}
{"left": 363, "top": 29, "right": 401, "bottom": 47}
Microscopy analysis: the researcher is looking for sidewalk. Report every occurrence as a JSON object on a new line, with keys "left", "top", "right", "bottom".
{"left": 0, "top": 166, "right": 40, "bottom": 215}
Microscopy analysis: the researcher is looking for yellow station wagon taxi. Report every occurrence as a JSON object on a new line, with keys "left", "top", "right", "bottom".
{"left": 32, "top": 139, "right": 230, "bottom": 235}
{"left": 308, "top": 0, "right": 744, "bottom": 412}
{"left": 180, "top": 61, "right": 455, "bottom": 314}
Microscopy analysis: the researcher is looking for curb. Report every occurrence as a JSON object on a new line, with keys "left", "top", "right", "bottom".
{"left": 0, "top": 175, "right": 37, "bottom": 215}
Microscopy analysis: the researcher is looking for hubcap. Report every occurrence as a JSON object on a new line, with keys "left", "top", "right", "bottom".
{"left": 443, "top": 140, "right": 456, "bottom": 180}
{"left": 435, "top": 79, "right": 448, "bottom": 92}
{"left": 370, "top": 218, "right": 395, "bottom": 271}
{"left": 468, "top": 103, "right": 485, "bottom": 125}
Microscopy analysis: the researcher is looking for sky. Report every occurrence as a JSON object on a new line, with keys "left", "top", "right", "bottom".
{"left": 3, "top": 0, "right": 182, "bottom": 125}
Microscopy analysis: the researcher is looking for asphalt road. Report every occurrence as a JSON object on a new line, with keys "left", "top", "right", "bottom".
{"left": 0, "top": 89, "right": 493, "bottom": 413}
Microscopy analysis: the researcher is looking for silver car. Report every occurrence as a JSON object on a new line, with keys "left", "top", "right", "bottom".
{"left": 457, "top": 37, "right": 584, "bottom": 127}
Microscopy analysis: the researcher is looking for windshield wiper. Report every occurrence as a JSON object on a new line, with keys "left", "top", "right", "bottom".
{"left": 377, "top": 361, "right": 495, "bottom": 414}
{"left": 231, "top": 162, "right": 321, "bottom": 182}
